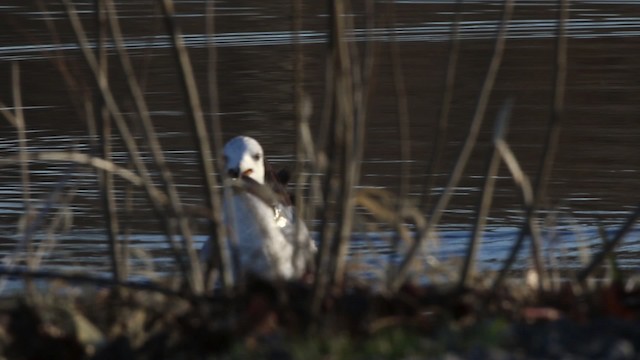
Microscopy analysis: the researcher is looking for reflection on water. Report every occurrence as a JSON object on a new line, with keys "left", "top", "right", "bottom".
{"left": 0, "top": 1, "right": 638, "bottom": 280}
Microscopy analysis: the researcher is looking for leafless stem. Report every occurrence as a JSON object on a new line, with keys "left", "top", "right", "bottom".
{"left": 158, "top": 0, "right": 231, "bottom": 295}
{"left": 292, "top": 0, "right": 311, "bottom": 277}
{"left": 11, "top": 62, "right": 35, "bottom": 273}
{"left": 0, "top": 151, "right": 169, "bottom": 203}
{"left": 13, "top": 63, "right": 29, "bottom": 214}
{"left": 391, "top": 0, "right": 515, "bottom": 290}
{"left": 428, "top": 0, "right": 513, "bottom": 228}
{"left": 31, "top": 190, "right": 76, "bottom": 269}
{"left": 578, "top": 204, "right": 640, "bottom": 282}
{"left": 105, "top": 0, "right": 208, "bottom": 291}
{"left": 535, "top": 0, "right": 568, "bottom": 204}
{"left": 459, "top": 100, "right": 513, "bottom": 289}
{"left": 388, "top": 0, "right": 411, "bottom": 202}
{"left": 491, "top": 0, "right": 569, "bottom": 292}
{"left": 332, "top": 0, "right": 364, "bottom": 288}
{"left": 61, "top": 0, "right": 196, "bottom": 292}
{"left": 0, "top": 101, "right": 18, "bottom": 127}
{"left": 204, "top": 0, "right": 236, "bottom": 291}
{"left": 0, "top": 267, "right": 208, "bottom": 300}
{"left": 420, "top": 0, "right": 463, "bottom": 210}
{"left": 312, "top": 0, "right": 366, "bottom": 315}
{"left": 93, "top": 0, "right": 124, "bottom": 285}
{"left": 494, "top": 117, "right": 547, "bottom": 292}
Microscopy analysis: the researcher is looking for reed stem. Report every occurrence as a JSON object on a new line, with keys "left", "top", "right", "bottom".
{"left": 93, "top": 0, "right": 124, "bottom": 285}
{"left": 62, "top": 0, "right": 195, "bottom": 292}
{"left": 459, "top": 100, "right": 513, "bottom": 289}
{"left": 420, "top": 0, "right": 463, "bottom": 211}
{"left": 391, "top": 0, "right": 515, "bottom": 291}
{"left": 158, "top": 0, "right": 231, "bottom": 295}
{"left": 491, "top": 0, "right": 569, "bottom": 292}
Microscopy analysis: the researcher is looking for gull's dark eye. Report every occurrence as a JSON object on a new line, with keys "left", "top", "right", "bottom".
{"left": 252, "top": 153, "right": 261, "bottom": 161}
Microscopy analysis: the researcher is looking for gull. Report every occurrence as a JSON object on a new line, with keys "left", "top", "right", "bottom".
{"left": 201, "top": 136, "right": 316, "bottom": 280}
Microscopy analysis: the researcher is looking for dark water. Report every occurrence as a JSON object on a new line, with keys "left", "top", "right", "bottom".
{"left": 0, "top": 1, "right": 639, "bottom": 284}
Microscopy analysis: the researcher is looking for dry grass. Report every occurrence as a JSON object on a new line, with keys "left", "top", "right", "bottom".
{"left": 0, "top": 0, "right": 639, "bottom": 358}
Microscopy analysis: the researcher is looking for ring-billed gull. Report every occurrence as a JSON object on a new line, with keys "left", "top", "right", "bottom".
{"left": 201, "top": 136, "right": 316, "bottom": 280}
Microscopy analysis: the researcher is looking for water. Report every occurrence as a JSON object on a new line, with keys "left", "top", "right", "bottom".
{"left": 0, "top": 1, "right": 638, "bottom": 285}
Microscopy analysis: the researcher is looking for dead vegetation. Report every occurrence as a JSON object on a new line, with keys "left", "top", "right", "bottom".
{"left": 0, "top": 0, "right": 639, "bottom": 358}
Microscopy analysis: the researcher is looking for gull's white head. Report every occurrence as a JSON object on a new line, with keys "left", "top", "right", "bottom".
{"left": 223, "top": 136, "right": 265, "bottom": 184}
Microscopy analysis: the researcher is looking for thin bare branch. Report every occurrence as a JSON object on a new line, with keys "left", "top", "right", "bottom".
{"left": 12, "top": 62, "right": 35, "bottom": 274}
{"left": 491, "top": 0, "right": 569, "bottom": 292}
{"left": 204, "top": 0, "right": 237, "bottom": 292}
{"left": 391, "top": 0, "right": 515, "bottom": 291}
{"left": 31, "top": 190, "right": 77, "bottom": 269}
{"left": 578, "top": 204, "right": 640, "bottom": 282}
{"left": 0, "top": 267, "right": 210, "bottom": 300}
{"left": 388, "top": 0, "right": 411, "bottom": 202}
{"left": 535, "top": 0, "right": 569, "bottom": 204}
{"left": 459, "top": 99, "right": 513, "bottom": 288}
{"left": 61, "top": 0, "right": 196, "bottom": 292}
{"left": 93, "top": 0, "right": 124, "bottom": 285}
{"left": 0, "top": 102, "right": 18, "bottom": 127}
{"left": 158, "top": 0, "right": 231, "bottom": 294}
{"left": 313, "top": 0, "right": 364, "bottom": 315}
{"left": 420, "top": 0, "right": 463, "bottom": 210}
{"left": 105, "top": 0, "right": 206, "bottom": 289}
{"left": 0, "top": 151, "right": 168, "bottom": 203}
{"left": 292, "top": 0, "right": 312, "bottom": 278}
{"left": 332, "top": 0, "right": 362, "bottom": 287}
{"left": 428, "top": 0, "right": 514, "bottom": 227}
{"left": 493, "top": 137, "right": 547, "bottom": 291}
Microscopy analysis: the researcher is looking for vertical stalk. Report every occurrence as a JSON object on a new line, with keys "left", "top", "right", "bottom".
{"left": 420, "top": 0, "right": 463, "bottom": 211}
{"left": 494, "top": 132, "right": 545, "bottom": 293}
{"left": 329, "top": 0, "right": 364, "bottom": 288}
{"left": 12, "top": 62, "right": 37, "bottom": 296}
{"left": 492, "top": 0, "right": 569, "bottom": 292}
{"left": 577, "top": 204, "right": 640, "bottom": 282}
{"left": 158, "top": 0, "right": 230, "bottom": 294}
{"left": 391, "top": 0, "right": 515, "bottom": 291}
{"left": 13, "top": 63, "right": 29, "bottom": 221}
{"left": 536, "top": 0, "right": 568, "bottom": 204}
{"left": 105, "top": 0, "right": 207, "bottom": 292}
{"left": 62, "top": 0, "right": 195, "bottom": 292}
{"left": 428, "top": 0, "right": 513, "bottom": 229}
{"left": 12, "top": 61, "right": 38, "bottom": 303}
{"left": 312, "top": 0, "right": 366, "bottom": 315}
{"left": 292, "top": 0, "right": 309, "bottom": 276}
{"left": 311, "top": 106, "right": 338, "bottom": 318}
{"left": 204, "top": 0, "right": 236, "bottom": 291}
{"left": 458, "top": 100, "right": 513, "bottom": 289}
{"left": 388, "top": 0, "right": 411, "bottom": 203}
{"left": 94, "top": 0, "right": 124, "bottom": 284}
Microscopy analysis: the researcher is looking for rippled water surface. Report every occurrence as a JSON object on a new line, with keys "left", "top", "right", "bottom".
{"left": 0, "top": 1, "right": 638, "bottom": 282}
